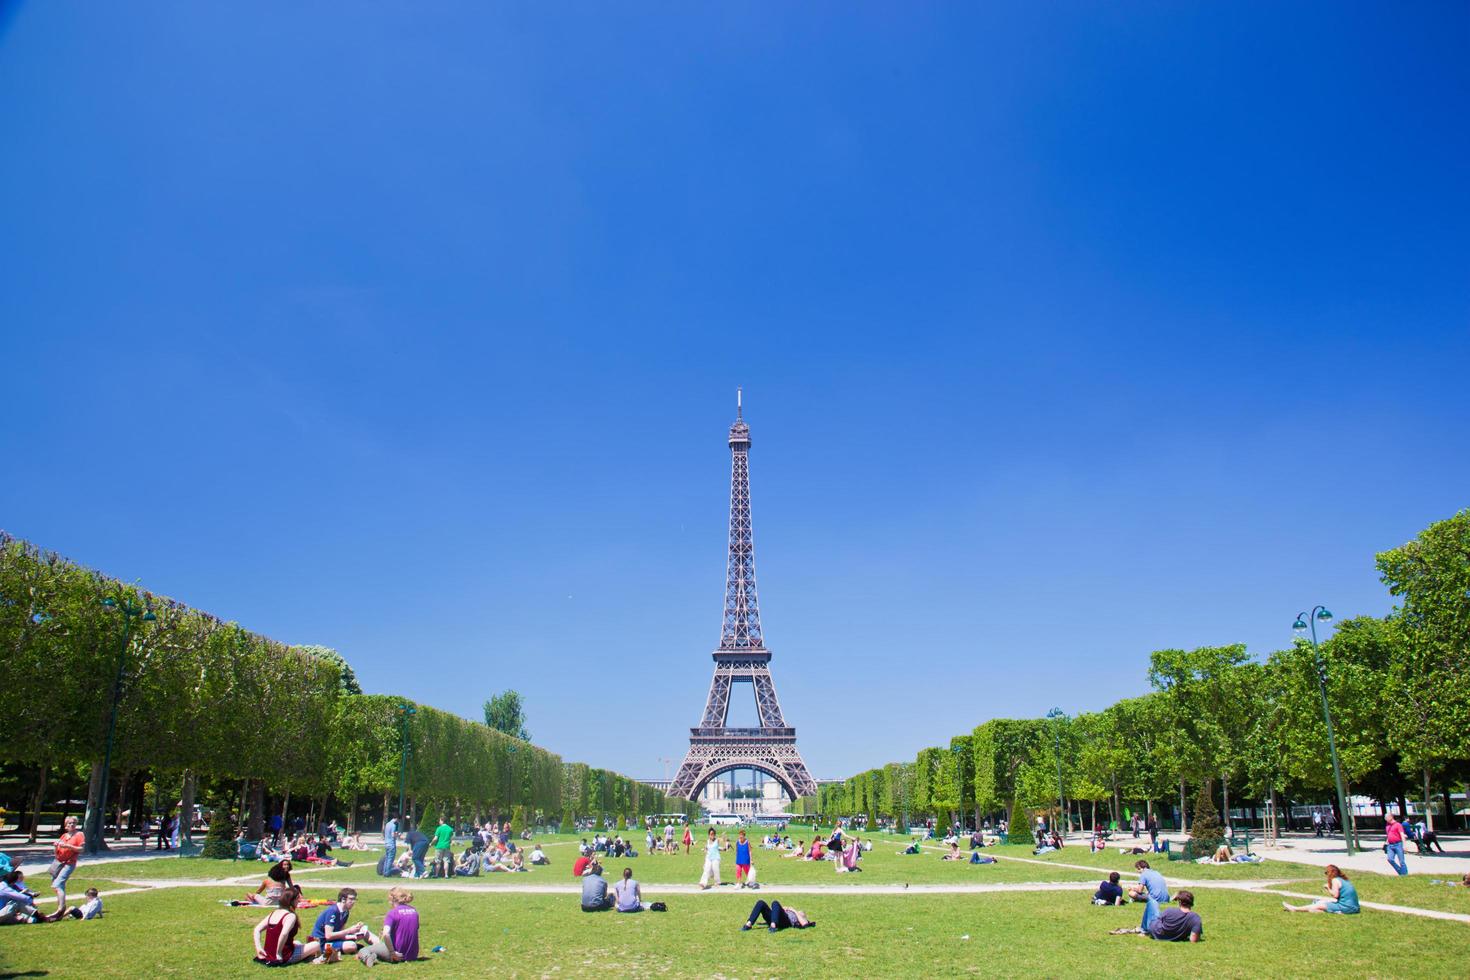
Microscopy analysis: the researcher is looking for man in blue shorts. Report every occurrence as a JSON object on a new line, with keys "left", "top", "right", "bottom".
{"left": 311, "top": 887, "right": 375, "bottom": 959}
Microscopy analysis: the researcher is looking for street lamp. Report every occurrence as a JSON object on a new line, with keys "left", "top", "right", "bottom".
{"left": 1046, "top": 708, "right": 1068, "bottom": 836}
{"left": 88, "top": 594, "right": 156, "bottom": 854}
{"left": 396, "top": 704, "right": 417, "bottom": 822}
{"left": 1293, "top": 606, "right": 1356, "bottom": 855}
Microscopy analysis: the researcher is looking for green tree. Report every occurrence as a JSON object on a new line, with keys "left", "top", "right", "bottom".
{"left": 483, "top": 690, "right": 530, "bottom": 742}
{"left": 295, "top": 645, "right": 362, "bottom": 695}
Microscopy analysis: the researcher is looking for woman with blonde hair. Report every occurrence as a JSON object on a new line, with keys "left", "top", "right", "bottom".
{"left": 357, "top": 886, "right": 422, "bottom": 965}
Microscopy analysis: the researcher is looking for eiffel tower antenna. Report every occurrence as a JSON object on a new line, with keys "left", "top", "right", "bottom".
{"left": 669, "top": 395, "right": 817, "bottom": 803}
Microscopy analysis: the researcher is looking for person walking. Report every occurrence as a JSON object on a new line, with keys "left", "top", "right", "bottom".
{"left": 682, "top": 824, "right": 694, "bottom": 855}
{"left": 432, "top": 815, "right": 454, "bottom": 878}
{"left": 1146, "top": 815, "right": 1159, "bottom": 852}
{"left": 49, "top": 814, "right": 85, "bottom": 920}
{"left": 699, "top": 829, "right": 722, "bottom": 890}
{"left": 1384, "top": 812, "right": 1410, "bottom": 876}
{"left": 1312, "top": 811, "right": 1323, "bottom": 838}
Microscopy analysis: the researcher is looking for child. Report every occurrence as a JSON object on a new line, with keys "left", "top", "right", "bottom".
{"left": 65, "top": 887, "right": 103, "bottom": 920}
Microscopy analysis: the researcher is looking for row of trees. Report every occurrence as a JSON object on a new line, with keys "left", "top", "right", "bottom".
{"left": 803, "top": 510, "right": 1470, "bottom": 844}
{"left": 0, "top": 532, "right": 695, "bottom": 848}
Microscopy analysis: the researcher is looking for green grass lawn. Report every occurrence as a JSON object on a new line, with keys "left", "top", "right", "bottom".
{"left": 1016, "top": 844, "right": 1325, "bottom": 882}
{"left": 1, "top": 883, "right": 1462, "bottom": 978}
{"left": 84, "top": 836, "right": 1106, "bottom": 888}
{"left": 1265, "top": 874, "right": 1470, "bottom": 915}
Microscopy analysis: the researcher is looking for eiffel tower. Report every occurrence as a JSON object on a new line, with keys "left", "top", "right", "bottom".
{"left": 669, "top": 391, "right": 817, "bottom": 803}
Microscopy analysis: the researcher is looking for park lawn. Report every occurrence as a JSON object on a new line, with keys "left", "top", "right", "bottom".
{"left": 306, "top": 842, "right": 1099, "bottom": 888}
{"left": 1264, "top": 874, "right": 1470, "bottom": 916}
{"left": 1017, "top": 845, "right": 1324, "bottom": 882}
{"left": 2, "top": 884, "right": 1464, "bottom": 978}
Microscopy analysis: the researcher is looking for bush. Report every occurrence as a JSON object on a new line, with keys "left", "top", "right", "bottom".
{"left": 1007, "top": 798, "right": 1033, "bottom": 845}
{"left": 510, "top": 805, "right": 526, "bottom": 837}
{"left": 201, "top": 808, "right": 238, "bottom": 860}
{"left": 1189, "top": 783, "right": 1226, "bottom": 854}
{"left": 560, "top": 809, "right": 574, "bottom": 834}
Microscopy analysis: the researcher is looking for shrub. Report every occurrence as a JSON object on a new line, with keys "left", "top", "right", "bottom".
{"left": 201, "top": 807, "right": 238, "bottom": 860}
{"left": 1007, "top": 798, "right": 1033, "bottom": 845}
{"left": 561, "top": 809, "right": 574, "bottom": 834}
{"left": 510, "top": 805, "right": 526, "bottom": 837}
{"left": 1188, "top": 783, "right": 1225, "bottom": 854}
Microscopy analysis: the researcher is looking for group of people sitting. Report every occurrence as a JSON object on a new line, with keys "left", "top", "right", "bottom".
{"left": 582, "top": 834, "right": 639, "bottom": 858}
{"left": 250, "top": 832, "right": 352, "bottom": 868}
{"left": 1032, "top": 831, "right": 1066, "bottom": 854}
{"left": 0, "top": 870, "right": 101, "bottom": 925}
{"left": 252, "top": 885, "right": 420, "bottom": 966}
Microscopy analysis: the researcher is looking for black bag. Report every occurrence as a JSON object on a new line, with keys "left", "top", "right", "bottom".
{"left": 377, "top": 852, "right": 393, "bottom": 877}
{"left": 649, "top": 901, "right": 668, "bottom": 912}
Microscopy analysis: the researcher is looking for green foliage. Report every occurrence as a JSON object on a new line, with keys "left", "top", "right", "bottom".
{"left": 483, "top": 690, "right": 530, "bottom": 742}
{"left": 201, "top": 807, "right": 237, "bottom": 859}
{"left": 1188, "top": 782, "right": 1225, "bottom": 852}
{"left": 511, "top": 805, "right": 526, "bottom": 837}
{"left": 560, "top": 808, "right": 574, "bottom": 832}
{"left": 1007, "top": 797, "right": 1033, "bottom": 845}
{"left": 294, "top": 645, "right": 362, "bottom": 695}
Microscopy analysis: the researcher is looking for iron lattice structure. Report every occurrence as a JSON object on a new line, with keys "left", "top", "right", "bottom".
{"left": 669, "top": 394, "right": 818, "bottom": 802}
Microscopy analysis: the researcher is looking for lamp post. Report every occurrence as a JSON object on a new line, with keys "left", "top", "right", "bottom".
{"left": 1293, "top": 606, "right": 1356, "bottom": 855}
{"left": 87, "top": 595, "right": 156, "bottom": 854}
{"left": 1046, "top": 708, "right": 1068, "bottom": 836}
{"left": 396, "top": 704, "right": 416, "bottom": 823}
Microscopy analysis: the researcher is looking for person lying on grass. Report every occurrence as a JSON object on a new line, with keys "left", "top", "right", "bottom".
{"left": 969, "top": 850, "right": 997, "bottom": 865}
{"left": 1111, "top": 889, "right": 1202, "bottom": 942}
{"left": 310, "top": 887, "right": 377, "bottom": 958}
{"left": 356, "top": 886, "right": 420, "bottom": 965}
{"left": 740, "top": 899, "right": 815, "bottom": 932}
{"left": 1282, "top": 865, "right": 1360, "bottom": 915}
{"left": 253, "top": 885, "right": 326, "bottom": 965}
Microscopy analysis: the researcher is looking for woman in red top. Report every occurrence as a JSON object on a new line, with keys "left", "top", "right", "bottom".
{"left": 51, "top": 815, "right": 85, "bottom": 920}
{"left": 682, "top": 825, "right": 694, "bottom": 854}
{"left": 253, "top": 885, "right": 322, "bottom": 966}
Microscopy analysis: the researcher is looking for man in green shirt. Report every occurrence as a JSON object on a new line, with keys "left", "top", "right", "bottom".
{"left": 432, "top": 819, "right": 454, "bottom": 877}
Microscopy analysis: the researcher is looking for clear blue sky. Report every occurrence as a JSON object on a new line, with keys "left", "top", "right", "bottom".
{"left": 2, "top": 2, "right": 1466, "bottom": 781}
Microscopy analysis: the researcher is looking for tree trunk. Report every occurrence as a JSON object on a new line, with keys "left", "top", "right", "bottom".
{"left": 1423, "top": 769, "right": 1435, "bottom": 832}
{"left": 238, "top": 779, "right": 250, "bottom": 830}
{"left": 280, "top": 789, "right": 291, "bottom": 831}
{"left": 1222, "top": 774, "right": 1230, "bottom": 830}
{"left": 180, "top": 771, "right": 197, "bottom": 845}
{"left": 112, "top": 770, "right": 130, "bottom": 842}
{"left": 83, "top": 762, "right": 108, "bottom": 854}
{"left": 26, "top": 765, "right": 49, "bottom": 843}
{"left": 1178, "top": 778, "right": 1188, "bottom": 834}
{"left": 247, "top": 779, "right": 265, "bottom": 839}
{"left": 382, "top": 791, "right": 390, "bottom": 833}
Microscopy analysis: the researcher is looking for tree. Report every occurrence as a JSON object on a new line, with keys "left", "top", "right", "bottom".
{"left": 483, "top": 690, "right": 530, "bottom": 742}
{"left": 1007, "top": 797, "right": 1033, "bottom": 845}
{"left": 1377, "top": 511, "right": 1470, "bottom": 829}
{"left": 1188, "top": 782, "right": 1225, "bottom": 853}
{"left": 295, "top": 645, "right": 362, "bottom": 695}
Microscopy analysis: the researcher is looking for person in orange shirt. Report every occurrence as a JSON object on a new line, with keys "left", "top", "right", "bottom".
{"left": 49, "top": 815, "right": 86, "bottom": 920}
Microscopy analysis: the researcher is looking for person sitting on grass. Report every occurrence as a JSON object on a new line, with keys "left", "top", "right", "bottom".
{"left": 63, "top": 886, "right": 103, "bottom": 920}
{"left": 455, "top": 848, "right": 481, "bottom": 877}
{"left": 253, "top": 885, "right": 325, "bottom": 965}
{"left": 356, "top": 886, "right": 420, "bottom": 966}
{"left": 529, "top": 844, "right": 549, "bottom": 865}
{"left": 247, "top": 860, "right": 296, "bottom": 907}
{"left": 1283, "top": 864, "right": 1360, "bottom": 915}
{"left": 0, "top": 870, "right": 46, "bottom": 925}
{"left": 741, "top": 899, "right": 815, "bottom": 932}
{"left": 806, "top": 839, "right": 826, "bottom": 861}
{"left": 1111, "top": 889, "right": 1202, "bottom": 941}
{"left": 614, "top": 867, "right": 648, "bottom": 912}
{"left": 784, "top": 840, "right": 807, "bottom": 858}
{"left": 580, "top": 865, "right": 615, "bottom": 912}
{"left": 941, "top": 842, "right": 965, "bottom": 861}
{"left": 836, "top": 838, "right": 862, "bottom": 873}
{"left": 1125, "top": 860, "right": 1170, "bottom": 931}
{"left": 310, "top": 887, "right": 375, "bottom": 960}
{"left": 1198, "top": 844, "right": 1233, "bottom": 864}
{"left": 897, "top": 839, "right": 922, "bottom": 855}
{"left": 1094, "top": 871, "right": 1126, "bottom": 905}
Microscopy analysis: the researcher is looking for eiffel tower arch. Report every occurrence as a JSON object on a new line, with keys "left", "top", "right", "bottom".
{"left": 670, "top": 391, "right": 817, "bottom": 803}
